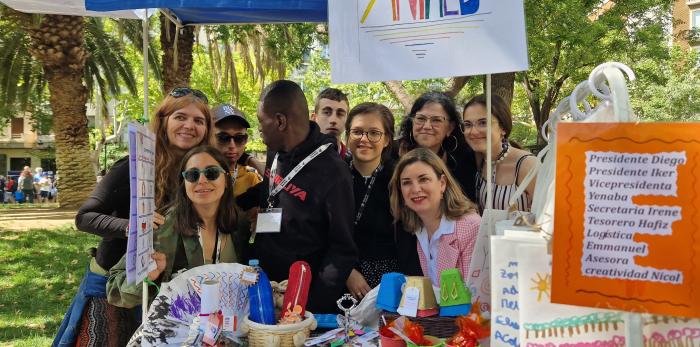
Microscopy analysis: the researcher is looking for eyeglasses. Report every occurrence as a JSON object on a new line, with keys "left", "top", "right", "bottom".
{"left": 170, "top": 87, "right": 209, "bottom": 104}
{"left": 413, "top": 114, "right": 447, "bottom": 127}
{"left": 181, "top": 167, "right": 226, "bottom": 183}
{"left": 216, "top": 133, "right": 248, "bottom": 145}
{"left": 463, "top": 119, "right": 488, "bottom": 131}
{"left": 348, "top": 128, "right": 384, "bottom": 143}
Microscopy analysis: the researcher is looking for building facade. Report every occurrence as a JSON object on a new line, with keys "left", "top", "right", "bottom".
{"left": 0, "top": 116, "right": 55, "bottom": 177}
{"left": 673, "top": 0, "right": 700, "bottom": 49}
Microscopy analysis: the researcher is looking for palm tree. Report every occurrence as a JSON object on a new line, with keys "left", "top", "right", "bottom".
{"left": 0, "top": 8, "right": 144, "bottom": 208}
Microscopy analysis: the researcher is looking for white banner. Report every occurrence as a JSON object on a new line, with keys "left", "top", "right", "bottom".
{"left": 329, "top": 0, "right": 529, "bottom": 83}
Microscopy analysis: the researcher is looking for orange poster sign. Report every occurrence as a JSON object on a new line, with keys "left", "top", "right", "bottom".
{"left": 551, "top": 122, "right": 700, "bottom": 318}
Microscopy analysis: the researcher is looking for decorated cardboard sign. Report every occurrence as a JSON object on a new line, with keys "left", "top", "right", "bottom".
{"left": 552, "top": 122, "right": 700, "bottom": 318}
{"left": 329, "top": 0, "right": 528, "bottom": 83}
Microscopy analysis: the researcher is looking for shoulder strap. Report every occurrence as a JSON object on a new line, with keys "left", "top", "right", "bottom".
{"left": 514, "top": 154, "right": 535, "bottom": 184}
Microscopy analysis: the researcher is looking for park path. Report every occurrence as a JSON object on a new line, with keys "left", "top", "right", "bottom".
{"left": 0, "top": 207, "right": 77, "bottom": 231}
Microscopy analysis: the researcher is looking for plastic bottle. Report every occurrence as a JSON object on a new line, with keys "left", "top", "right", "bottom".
{"left": 247, "top": 259, "right": 276, "bottom": 324}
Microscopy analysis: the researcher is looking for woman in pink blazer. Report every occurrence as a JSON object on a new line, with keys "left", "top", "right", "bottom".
{"left": 390, "top": 148, "right": 481, "bottom": 286}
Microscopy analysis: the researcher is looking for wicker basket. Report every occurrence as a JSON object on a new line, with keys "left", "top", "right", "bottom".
{"left": 381, "top": 311, "right": 458, "bottom": 339}
{"left": 242, "top": 311, "right": 317, "bottom": 347}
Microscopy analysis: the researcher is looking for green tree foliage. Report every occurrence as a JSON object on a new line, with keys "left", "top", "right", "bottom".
{"left": 630, "top": 45, "right": 700, "bottom": 120}
{"left": 521, "top": 0, "right": 673, "bottom": 143}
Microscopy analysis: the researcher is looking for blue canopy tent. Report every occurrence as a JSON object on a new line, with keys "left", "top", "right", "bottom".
{"left": 85, "top": 0, "right": 328, "bottom": 24}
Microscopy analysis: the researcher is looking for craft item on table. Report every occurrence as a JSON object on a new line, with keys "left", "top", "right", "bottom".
{"left": 407, "top": 335, "right": 445, "bottom": 347}
{"left": 438, "top": 269, "right": 471, "bottom": 317}
{"left": 303, "top": 327, "right": 344, "bottom": 346}
{"left": 445, "top": 311, "right": 490, "bottom": 347}
{"left": 270, "top": 279, "right": 288, "bottom": 310}
{"left": 398, "top": 277, "right": 438, "bottom": 317}
{"left": 314, "top": 313, "right": 340, "bottom": 329}
{"left": 202, "top": 311, "right": 223, "bottom": 346}
{"left": 377, "top": 272, "right": 406, "bottom": 312}
{"left": 380, "top": 317, "right": 409, "bottom": 347}
{"left": 248, "top": 259, "right": 276, "bottom": 325}
{"left": 199, "top": 280, "right": 220, "bottom": 330}
{"left": 243, "top": 311, "right": 317, "bottom": 347}
{"left": 280, "top": 304, "right": 304, "bottom": 325}
{"left": 283, "top": 261, "right": 312, "bottom": 317}
{"left": 337, "top": 293, "right": 360, "bottom": 343}
{"left": 129, "top": 263, "right": 249, "bottom": 346}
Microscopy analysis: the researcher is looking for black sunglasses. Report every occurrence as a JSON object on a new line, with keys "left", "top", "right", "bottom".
{"left": 181, "top": 167, "right": 226, "bottom": 183}
{"left": 216, "top": 133, "right": 248, "bottom": 145}
{"left": 170, "top": 87, "right": 209, "bottom": 104}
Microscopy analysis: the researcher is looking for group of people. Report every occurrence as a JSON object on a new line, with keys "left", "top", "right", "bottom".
{"left": 54, "top": 81, "right": 538, "bottom": 346}
{"left": 0, "top": 167, "right": 56, "bottom": 204}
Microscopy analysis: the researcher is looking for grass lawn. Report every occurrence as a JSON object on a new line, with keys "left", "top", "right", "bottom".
{"left": 0, "top": 226, "right": 99, "bottom": 346}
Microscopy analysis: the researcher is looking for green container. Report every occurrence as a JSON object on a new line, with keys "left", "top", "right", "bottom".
{"left": 439, "top": 268, "right": 470, "bottom": 306}
{"left": 407, "top": 336, "right": 445, "bottom": 347}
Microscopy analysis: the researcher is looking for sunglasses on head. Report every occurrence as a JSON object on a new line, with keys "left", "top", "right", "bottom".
{"left": 181, "top": 167, "right": 226, "bottom": 183}
{"left": 216, "top": 133, "right": 249, "bottom": 145}
{"left": 170, "top": 87, "right": 209, "bottom": 104}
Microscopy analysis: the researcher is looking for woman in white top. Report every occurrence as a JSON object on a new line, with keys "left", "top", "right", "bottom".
{"left": 462, "top": 94, "right": 538, "bottom": 212}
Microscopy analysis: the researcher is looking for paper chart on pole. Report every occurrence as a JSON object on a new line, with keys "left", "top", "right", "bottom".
{"left": 552, "top": 122, "right": 700, "bottom": 318}
{"left": 126, "top": 122, "right": 157, "bottom": 285}
{"left": 517, "top": 244, "right": 626, "bottom": 347}
{"left": 329, "top": 0, "right": 528, "bottom": 83}
{"left": 490, "top": 233, "right": 541, "bottom": 347}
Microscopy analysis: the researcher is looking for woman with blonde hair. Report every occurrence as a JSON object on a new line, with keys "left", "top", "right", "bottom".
{"left": 56, "top": 88, "right": 213, "bottom": 346}
{"left": 390, "top": 148, "right": 481, "bottom": 286}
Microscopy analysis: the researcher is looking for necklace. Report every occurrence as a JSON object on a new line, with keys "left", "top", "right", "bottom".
{"left": 484, "top": 142, "right": 510, "bottom": 209}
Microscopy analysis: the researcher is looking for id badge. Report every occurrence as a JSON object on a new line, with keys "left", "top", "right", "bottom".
{"left": 256, "top": 208, "right": 283, "bottom": 233}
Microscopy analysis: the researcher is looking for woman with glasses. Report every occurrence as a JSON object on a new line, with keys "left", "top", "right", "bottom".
{"left": 397, "top": 92, "right": 478, "bottom": 203}
{"left": 344, "top": 102, "right": 408, "bottom": 300}
{"left": 56, "top": 88, "right": 212, "bottom": 346}
{"left": 107, "top": 146, "right": 239, "bottom": 309}
{"left": 462, "top": 94, "right": 537, "bottom": 211}
{"left": 389, "top": 148, "right": 481, "bottom": 287}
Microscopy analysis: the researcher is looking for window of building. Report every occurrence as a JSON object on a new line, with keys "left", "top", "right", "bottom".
{"left": 40, "top": 158, "right": 56, "bottom": 174}
{"left": 693, "top": 9, "right": 700, "bottom": 29}
{"left": 9, "top": 157, "right": 31, "bottom": 171}
{"left": 10, "top": 118, "right": 24, "bottom": 138}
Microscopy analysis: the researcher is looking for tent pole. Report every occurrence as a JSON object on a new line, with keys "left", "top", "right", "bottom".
{"left": 486, "top": 74, "right": 493, "bottom": 222}
{"left": 142, "top": 8, "right": 150, "bottom": 324}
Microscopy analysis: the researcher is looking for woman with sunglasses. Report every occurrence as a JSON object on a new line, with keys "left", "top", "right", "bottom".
{"left": 107, "top": 146, "right": 239, "bottom": 309}
{"left": 462, "top": 94, "right": 537, "bottom": 212}
{"left": 396, "top": 92, "right": 478, "bottom": 203}
{"left": 344, "top": 102, "right": 408, "bottom": 300}
{"left": 389, "top": 148, "right": 481, "bottom": 287}
{"left": 55, "top": 88, "right": 212, "bottom": 346}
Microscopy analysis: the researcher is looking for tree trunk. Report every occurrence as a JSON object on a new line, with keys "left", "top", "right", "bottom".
{"left": 383, "top": 80, "right": 414, "bottom": 111}
{"left": 160, "top": 13, "right": 195, "bottom": 93}
{"left": 21, "top": 13, "right": 95, "bottom": 209}
{"left": 483, "top": 72, "right": 515, "bottom": 106}
{"left": 445, "top": 76, "right": 471, "bottom": 98}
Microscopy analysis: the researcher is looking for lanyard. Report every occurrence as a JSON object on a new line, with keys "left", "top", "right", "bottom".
{"left": 267, "top": 143, "right": 332, "bottom": 208}
{"left": 198, "top": 226, "right": 222, "bottom": 264}
{"left": 230, "top": 163, "right": 239, "bottom": 189}
{"left": 351, "top": 163, "right": 383, "bottom": 226}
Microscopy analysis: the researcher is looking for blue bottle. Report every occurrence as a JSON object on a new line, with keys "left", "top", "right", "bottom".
{"left": 247, "top": 259, "right": 276, "bottom": 324}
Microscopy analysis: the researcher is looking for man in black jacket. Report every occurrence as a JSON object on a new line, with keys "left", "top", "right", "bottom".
{"left": 239, "top": 80, "right": 357, "bottom": 313}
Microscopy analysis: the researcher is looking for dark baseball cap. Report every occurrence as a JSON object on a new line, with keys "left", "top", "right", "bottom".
{"left": 212, "top": 104, "right": 251, "bottom": 128}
